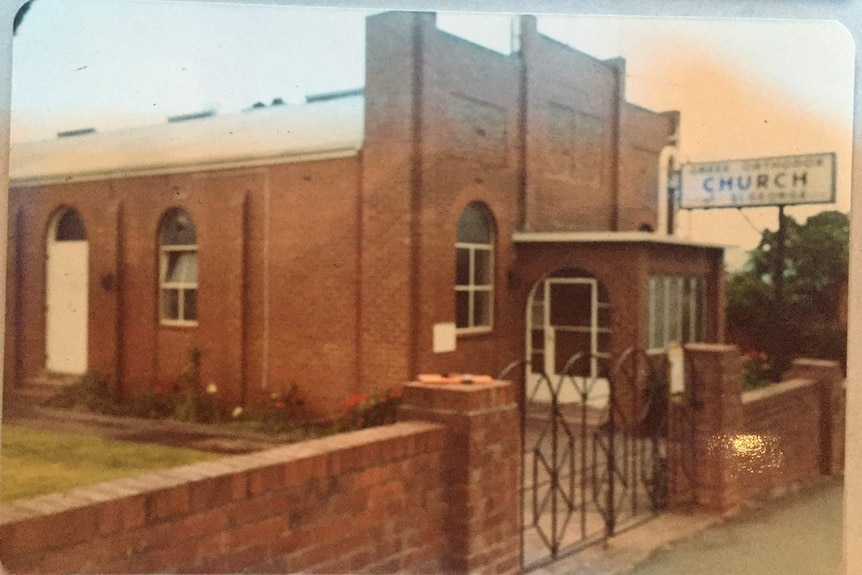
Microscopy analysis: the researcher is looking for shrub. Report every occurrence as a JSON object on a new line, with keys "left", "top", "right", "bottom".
{"left": 742, "top": 351, "right": 772, "bottom": 390}
{"left": 342, "top": 388, "right": 401, "bottom": 429}
{"left": 131, "top": 386, "right": 177, "bottom": 419}
{"left": 46, "top": 372, "right": 123, "bottom": 414}
{"left": 252, "top": 383, "right": 308, "bottom": 433}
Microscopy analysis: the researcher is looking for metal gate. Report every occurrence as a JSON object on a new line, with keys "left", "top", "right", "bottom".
{"left": 499, "top": 347, "right": 670, "bottom": 572}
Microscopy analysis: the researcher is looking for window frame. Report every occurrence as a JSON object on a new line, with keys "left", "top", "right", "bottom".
{"left": 158, "top": 211, "right": 198, "bottom": 327}
{"left": 455, "top": 204, "right": 495, "bottom": 335}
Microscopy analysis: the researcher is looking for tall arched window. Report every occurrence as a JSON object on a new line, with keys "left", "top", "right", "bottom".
{"left": 159, "top": 209, "right": 198, "bottom": 324}
{"left": 455, "top": 202, "right": 494, "bottom": 332}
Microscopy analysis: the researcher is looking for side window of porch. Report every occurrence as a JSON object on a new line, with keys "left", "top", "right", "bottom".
{"left": 159, "top": 209, "right": 198, "bottom": 325}
{"left": 455, "top": 202, "right": 494, "bottom": 333}
{"left": 648, "top": 276, "right": 704, "bottom": 350}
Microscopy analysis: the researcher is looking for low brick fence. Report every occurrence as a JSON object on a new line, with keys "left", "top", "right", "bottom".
{"left": 740, "top": 378, "right": 821, "bottom": 492}
{"left": 669, "top": 345, "right": 845, "bottom": 511}
{"left": 0, "top": 381, "right": 520, "bottom": 574}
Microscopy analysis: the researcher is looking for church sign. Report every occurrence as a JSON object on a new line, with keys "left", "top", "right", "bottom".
{"left": 680, "top": 152, "right": 836, "bottom": 209}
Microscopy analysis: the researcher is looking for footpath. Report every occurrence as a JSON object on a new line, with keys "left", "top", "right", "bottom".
{"left": 532, "top": 477, "right": 843, "bottom": 575}
{"left": 627, "top": 477, "right": 843, "bottom": 575}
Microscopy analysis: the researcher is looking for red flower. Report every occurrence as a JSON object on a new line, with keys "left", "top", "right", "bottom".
{"left": 342, "top": 393, "right": 369, "bottom": 411}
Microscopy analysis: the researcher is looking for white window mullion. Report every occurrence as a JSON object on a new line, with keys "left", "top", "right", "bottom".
{"left": 468, "top": 247, "right": 476, "bottom": 327}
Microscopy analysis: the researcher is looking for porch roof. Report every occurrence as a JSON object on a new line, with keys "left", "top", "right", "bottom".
{"left": 511, "top": 231, "right": 726, "bottom": 251}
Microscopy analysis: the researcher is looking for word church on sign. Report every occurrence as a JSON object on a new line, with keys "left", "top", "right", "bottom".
{"left": 680, "top": 152, "right": 836, "bottom": 209}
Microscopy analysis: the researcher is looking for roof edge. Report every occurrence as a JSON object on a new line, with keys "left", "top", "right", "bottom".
{"left": 10, "top": 147, "right": 361, "bottom": 188}
{"left": 512, "top": 230, "right": 726, "bottom": 250}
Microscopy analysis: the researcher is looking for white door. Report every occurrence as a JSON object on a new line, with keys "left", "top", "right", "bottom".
{"left": 527, "top": 277, "right": 611, "bottom": 406}
{"left": 46, "top": 210, "right": 88, "bottom": 374}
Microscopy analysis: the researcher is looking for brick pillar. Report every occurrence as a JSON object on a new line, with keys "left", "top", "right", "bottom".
{"left": 786, "top": 358, "right": 845, "bottom": 475}
{"left": 681, "top": 343, "right": 744, "bottom": 511}
{"left": 667, "top": 395, "right": 696, "bottom": 508}
{"left": 399, "top": 381, "right": 521, "bottom": 575}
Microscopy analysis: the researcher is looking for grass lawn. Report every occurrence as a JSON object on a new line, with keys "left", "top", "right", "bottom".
{"left": 1, "top": 425, "right": 221, "bottom": 503}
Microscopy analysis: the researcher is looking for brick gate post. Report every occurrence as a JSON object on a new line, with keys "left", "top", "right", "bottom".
{"left": 786, "top": 358, "right": 846, "bottom": 475}
{"left": 679, "top": 344, "right": 744, "bottom": 511}
{"left": 398, "top": 380, "right": 521, "bottom": 575}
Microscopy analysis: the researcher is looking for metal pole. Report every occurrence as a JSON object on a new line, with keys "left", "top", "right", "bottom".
{"left": 775, "top": 205, "right": 786, "bottom": 308}
{"left": 774, "top": 205, "right": 788, "bottom": 375}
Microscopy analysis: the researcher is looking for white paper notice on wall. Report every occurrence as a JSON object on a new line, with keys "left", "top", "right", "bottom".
{"left": 668, "top": 344, "right": 685, "bottom": 394}
{"left": 433, "top": 322, "right": 457, "bottom": 354}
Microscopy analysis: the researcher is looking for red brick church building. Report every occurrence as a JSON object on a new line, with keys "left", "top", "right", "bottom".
{"left": 5, "top": 12, "right": 725, "bottom": 415}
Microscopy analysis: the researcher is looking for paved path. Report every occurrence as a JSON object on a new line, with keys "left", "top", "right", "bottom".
{"left": 627, "top": 478, "right": 843, "bottom": 575}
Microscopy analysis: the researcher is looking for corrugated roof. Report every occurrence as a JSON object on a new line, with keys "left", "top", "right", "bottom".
{"left": 10, "top": 94, "right": 365, "bottom": 186}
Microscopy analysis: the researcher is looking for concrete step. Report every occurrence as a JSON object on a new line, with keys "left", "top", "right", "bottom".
{"left": 3, "top": 374, "right": 79, "bottom": 411}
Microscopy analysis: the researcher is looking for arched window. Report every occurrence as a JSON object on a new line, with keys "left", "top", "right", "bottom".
{"left": 54, "top": 209, "right": 86, "bottom": 241}
{"left": 455, "top": 202, "right": 494, "bottom": 332}
{"left": 159, "top": 209, "right": 197, "bottom": 324}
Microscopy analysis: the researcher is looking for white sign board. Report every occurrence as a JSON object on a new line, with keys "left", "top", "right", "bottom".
{"left": 433, "top": 322, "right": 456, "bottom": 353}
{"left": 680, "top": 153, "right": 835, "bottom": 209}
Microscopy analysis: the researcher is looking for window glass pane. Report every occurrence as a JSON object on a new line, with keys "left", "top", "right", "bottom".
{"left": 667, "top": 277, "right": 681, "bottom": 343}
{"left": 556, "top": 330, "right": 591, "bottom": 376}
{"left": 456, "top": 291, "right": 470, "bottom": 328}
{"left": 161, "top": 210, "right": 197, "bottom": 246}
{"left": 161, "top": 289, "right": 179, "bottom": 320}
{"left": 455, "top": 248, "right": 470, "bottom": 286}
{"left": 649, "top": 277, "right": 664, "bottom": 348}
{"left": 183, "top": 290, "right": 197, "bottom": 321}
{"left": 457, "top": 203, "right": 491, "bottom": 244}
{"left": 549, "top": 283, "right": 591, "bottom": 327}
{"left": 473, "top": 290, "right": 491, "bottom": 327}
{"left": 474, "top": 249, "right": 491, "bottom": 286}
{"left": 56, "top": 210, "right": 86, "bottom": 241}
{"left": 166, "top": 251, "right": 198, "bottom": 283}
{"left": 694, "top": 278, "right": 704, "bottom": 341}
{"left": 530, "top": 352, "right": 545, "bottom": 374}
{"left": 682, "top": 279, "right": 692, "bottom": 343}
{"left": 531, "top": 329, "right": 545, "bottom": 350}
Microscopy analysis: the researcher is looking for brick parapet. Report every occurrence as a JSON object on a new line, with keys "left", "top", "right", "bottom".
{"left": 399, "top": 381, "right": 521, "bottom": 575}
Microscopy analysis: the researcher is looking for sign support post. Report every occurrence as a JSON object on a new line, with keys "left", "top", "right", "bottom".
{"left": 775, "top": 204, "right": 786, "bottom": 307}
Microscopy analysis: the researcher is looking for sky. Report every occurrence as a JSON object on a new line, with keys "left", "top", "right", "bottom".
{"left": 8, "top": 1, "right": 855, "bottom": 268}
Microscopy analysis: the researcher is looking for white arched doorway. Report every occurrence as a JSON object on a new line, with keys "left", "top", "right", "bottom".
{"left": 45, "top": 208, "right": 88, "bottom": 374}
{"left": 526, "top": 269, "right": 612, "bottom": 406}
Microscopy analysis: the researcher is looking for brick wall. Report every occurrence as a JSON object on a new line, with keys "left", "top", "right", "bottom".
{"left": 669, "top": 347, "right": 845, "bottom": 511}
{"left": 7, "top": 155, "right": 363, "bottom": 416}
{"left": 0, "top": 422, "right": 448, "bottom": 574}
{"left": 617, "top": 104, "right": 677, "bottom": 232}
{"left": 0, "top": 380, "right": 521, "bottom": 575}
{"left": 741, "top": 378, "right": 821, "bottom": 492}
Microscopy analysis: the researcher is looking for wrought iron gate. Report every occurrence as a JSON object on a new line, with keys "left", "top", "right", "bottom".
{"left": 499, "top": 347, "right": 670, "bottom": 572}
